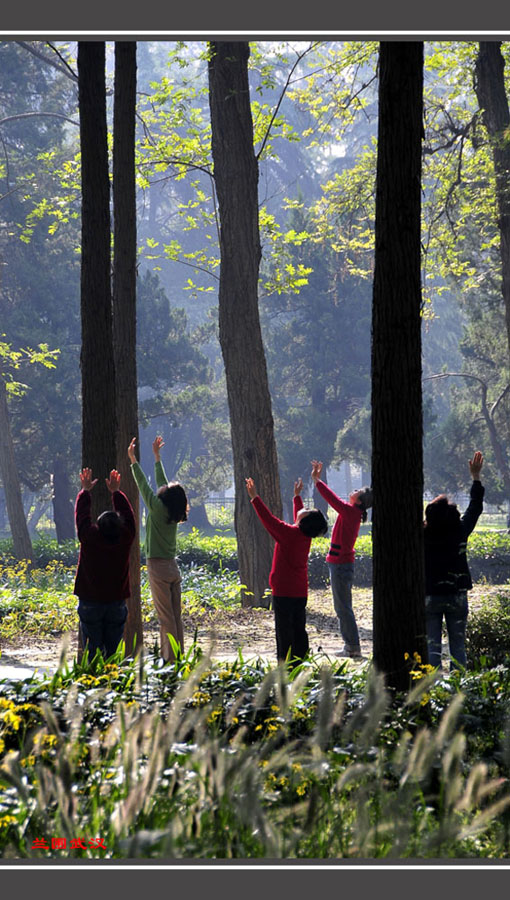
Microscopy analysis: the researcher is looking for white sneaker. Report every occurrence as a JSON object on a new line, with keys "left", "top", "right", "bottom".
{"left": 335, "top": 648, "right": 362, "bottom": 659}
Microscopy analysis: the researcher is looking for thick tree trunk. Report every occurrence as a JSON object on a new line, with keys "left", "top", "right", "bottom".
{"left": 0, "top": 379, "right": 33, "bottom": 561}
{"left": 208, "top": 41, "right": 282, "bottom": 607}
{"left": 113, "top": 41, "right": 143, "bottom": 658}
{"left": 371, "top": 42, "right": 428, "bottom": 693}
{"left": 51, "top": 455, "right": 76, "bottom": 542}
{"left": 78, "top": 41, "right": 117, "bottom": 519}
{"left": 475, "top": 42, "right": 510, "bottom": 368}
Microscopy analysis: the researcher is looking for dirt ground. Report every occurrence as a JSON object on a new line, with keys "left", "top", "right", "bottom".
{"left": 0, "top": 584, "right": 504, "bottom": 675}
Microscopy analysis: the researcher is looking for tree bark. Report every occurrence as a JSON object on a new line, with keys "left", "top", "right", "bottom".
{"left": 78, "top": 41, "right": 117, "bottom": 519}
{"left": 208, "top": 41, "right": 282, "bottom": 607}
{"left": 113, "top": 41, "right": 143, "bottom": 658}
{"left": 0, "top": 379, "right": 33, "bottom": 561}
{"left": 371, "top": 42, "right": 428, "bottom": 693}
{"left": 51, "top": 455, "right": 76, "bottom": 542}
{"left": 475, "top": 42, "right": 510, "bottom": 368}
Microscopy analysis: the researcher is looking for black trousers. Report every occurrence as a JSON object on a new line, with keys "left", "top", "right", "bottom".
{"left": 272, "top": 595, "right": 309, "bottom": 664}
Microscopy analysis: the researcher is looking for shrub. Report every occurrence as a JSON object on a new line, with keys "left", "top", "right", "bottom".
{"left": 466, "top": 592, "right": 510, "bottom": 668}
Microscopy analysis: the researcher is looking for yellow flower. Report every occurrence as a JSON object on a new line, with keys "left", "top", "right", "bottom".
{"left": 1, "top": 711, "right": 22, "bottom": 731}
{"left": 190, "top": 690, "right": 211, "bottom": 707}
{"left": 0, "top": 815, "right": 17, "bottom": 829}
{"left": 0, "top": 698, "right": 15, "bottom": 711}
{"left": 20, "top": 755, "right": 36, "bottom": 767}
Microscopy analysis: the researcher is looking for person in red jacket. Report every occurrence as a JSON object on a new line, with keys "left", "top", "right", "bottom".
{"left": 311, "top": 460, "right": 373, "bottom": 659}
{"left": 246, "top": 475, "right": 328, "bottom": 665}
{"left": 74, "top": 467, "right": 136, "bottom": 661}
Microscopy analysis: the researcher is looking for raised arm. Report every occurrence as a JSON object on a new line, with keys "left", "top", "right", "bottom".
{"left": 310, "top": 461, "right": 349, "bottom": 514}
{"left": 246, "top": 477, "right": 291, "bottom": 542}
{"left": 293, "top": 477, "right": 304, "bottom": 522}
{"left": 75, "top": 469, "right": 95, "bottom": 540}
{"left": 128, "top": 438, "right": 158, "bottom": 511}
{"left": 462, "top": 451, "right": 485, "bottom": 537}
{"left": 153, "top": 435, "right": 169, "bottom": 488}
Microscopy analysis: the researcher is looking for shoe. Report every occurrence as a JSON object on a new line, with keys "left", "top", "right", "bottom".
{"left": 335, "top": 649, "right": 362, "bottom": 659}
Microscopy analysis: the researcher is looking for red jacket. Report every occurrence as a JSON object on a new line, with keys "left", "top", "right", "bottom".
{"left": 315, "top": 480, "right": 362, "bottom": 564}
{"left": 74, "top": 489, "right": 136, "bottom": 604}
{"left": 251, "top": 495, "right": 311, "bottom": 597}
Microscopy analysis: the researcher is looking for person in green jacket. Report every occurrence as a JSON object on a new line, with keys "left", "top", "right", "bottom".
{"left": 128, "top": 435, "right": 188, "bottom": 663}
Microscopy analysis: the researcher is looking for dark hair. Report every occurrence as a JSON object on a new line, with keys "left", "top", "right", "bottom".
{"left": 97, "top": 510, "right": 123, "bottom": 544}
{"left": 356, "top": 486, "right": 373, "bottom": 523}
{"left": 424, "top": 494, "right": 461, "bottom": 532}
{"left": 157, "top": 482, "right": 188, "bottom": 524}
{"left": 298, "top": 508, "right": 328, "bottom": 538}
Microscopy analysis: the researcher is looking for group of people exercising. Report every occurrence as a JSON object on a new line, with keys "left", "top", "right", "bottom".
{"left": 74, "top": 436, "right": 484, "bottom": 673}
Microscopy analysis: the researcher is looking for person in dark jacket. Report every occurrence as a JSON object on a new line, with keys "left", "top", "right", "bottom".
{"left": 424, "top": 451, "right": 484, "bottom": 670}
{"left": 74, "top": 467, "right": 136, "bottom": 661}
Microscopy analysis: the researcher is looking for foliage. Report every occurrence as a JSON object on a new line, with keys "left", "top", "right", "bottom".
{"left": 0, "top": 555, "right": 247, "bottom": 642}
{"left": 2, "top": 650, "right": 510, "bottom": 858}
{"left": 467, "top": 593, "right": 510, "bottom": 669}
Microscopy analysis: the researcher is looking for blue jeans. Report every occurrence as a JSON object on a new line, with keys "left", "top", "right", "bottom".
{"left": 78, "top": 600, "right": 128, "bottom": 660}
{"left": 328, "top": 562, "right": 360, "bottom": 653}
{"left": 425, "top": 591, "right": 468, "bottom": 670}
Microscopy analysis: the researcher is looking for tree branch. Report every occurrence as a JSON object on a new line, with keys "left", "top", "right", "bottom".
{"left": 0, "top": 112, "right": 79, "bottom": 129}
{"left": 16, "top": 40, "right": 78, "bottom": 82}
{"left": 256, "top": 42, "right": 320, "bottom": 163}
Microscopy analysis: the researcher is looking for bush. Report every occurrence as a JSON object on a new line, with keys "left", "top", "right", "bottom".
{"left": 466, "top": 592, "right": 510, "bottom": 668}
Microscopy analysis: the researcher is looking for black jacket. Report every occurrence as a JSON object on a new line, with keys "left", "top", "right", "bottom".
{"left": 424, "top": 480, "right": 484, "bottom": 595}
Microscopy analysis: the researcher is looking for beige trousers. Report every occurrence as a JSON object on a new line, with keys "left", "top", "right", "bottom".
{"left": 147, "top": 557, "right": 184, "bottom": 662}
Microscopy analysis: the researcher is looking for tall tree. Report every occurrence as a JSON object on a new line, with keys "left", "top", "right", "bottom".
{"left": 475, "top": 42, "right": 510, "bottom": 367}
{"left": 78, "top": 41, "right": 117, "bottom": 516}
{"left": 0, "top": 378, "right": 33, "bottom": 561}
{"left": 371, "top": 42, "right": 428, "bottom": 692}
{"left": 208, "top": 41, "right": 282, "bottom": 606}
{"left": 112, "top": 41, "right": 143, "bottom": 656}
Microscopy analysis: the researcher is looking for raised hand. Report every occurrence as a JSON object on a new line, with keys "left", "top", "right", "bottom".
{"left": 469, "top": 451, "right": 484, "bottom": 479}
{"left": 79, "top": 467, "right": 98, "bottom": 492}
{"left": 245, "top": 477, "right": 257, "bottom": 500}
{"left": 294, "top": 477, "right": 303, "bottom": 497}
{"left": 152, "top": 435, "right": 165, "bottom": 460}
{"left": 127, "top": 438, "right": 137, "bottom": 464}
{"left": 106, "top": 469, "right": 121, "bottom": 493}
{"left": 310, "top": 459, "right": 323, "bottom": 484}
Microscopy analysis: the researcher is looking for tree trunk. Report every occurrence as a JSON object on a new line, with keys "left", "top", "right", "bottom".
{"left": 113, "top": 41, "right": 143, "bottom": 658}
{"left": 208, "top": 41, "right": 282, "bottom": 607}
{"left": 187, "top": 502, "right": 212, "bottom": 532}
{"left": 78, "top": 41, "right": 117, "bottom": 520}
{"left": 475, "top": 42, "right": 510, "bottom": 368}
{"left": 0, "top": 379, "right": 33, "bottom": 561}
{"left": 51, "top": 455, "right": 76, "bottom": 542}
{"left": 27, "top": 499, "right": 51, "bottom": 536}
{"left": 371, "top": 42, "right": 428, "bottom": 693}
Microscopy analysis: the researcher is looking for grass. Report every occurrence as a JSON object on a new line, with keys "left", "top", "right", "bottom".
{"left": 2, "top": 529, "right": 510, "bottom": 859}
{"left": 2, "top": 647, "right": 510, "bottom": 858}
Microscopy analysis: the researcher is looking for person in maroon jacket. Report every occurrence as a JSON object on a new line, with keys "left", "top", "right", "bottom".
{"left": 74, "top": 467, "right": 136, "bottom": 661}
{"left": 246, "top": 475, "right": 328, "bottom": 666}
{"left": 311, "top": 460, "right": 373, "bottom": 659}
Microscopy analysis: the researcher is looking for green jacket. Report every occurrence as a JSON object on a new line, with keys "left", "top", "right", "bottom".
{"left": 130, "top": 460, "right": 177, "bottom": 559}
